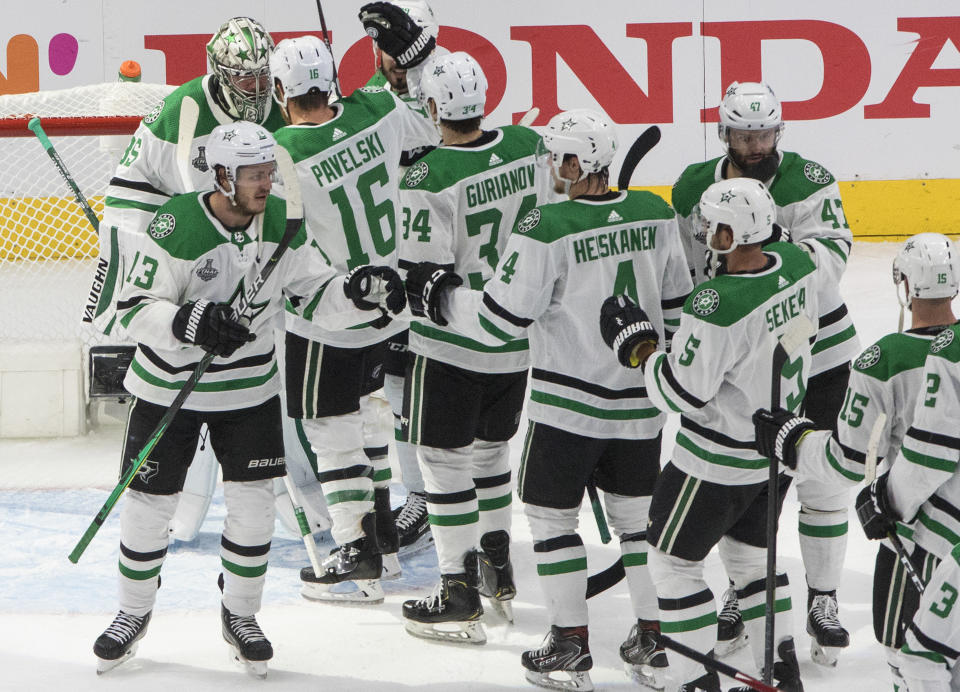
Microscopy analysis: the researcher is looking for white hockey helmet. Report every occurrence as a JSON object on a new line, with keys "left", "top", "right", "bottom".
{"left": 206, "top": 17, "right": 275, "bottom": 122}
{"left": 697, "top": 178, "right": 775, "bottom": 253}
{"left": 537, "top": 109, "right": 618, "bottom": 178}
{"left": 418, "top": 51, "right": 487, "bottom": 122}
{"left": 391, "top": 0, "right": 439, "bottom": 42}
{"left": 206, "top": 121, "right": 277, "bottom": 202}
{"left": 718, "top": 81, "right": 784, "bottom": 147}
{"left": 270, "top": 36, "right": 335, "bottom": 108}
{"left": 893, "top": 233, "right": 960, "bottom": 304}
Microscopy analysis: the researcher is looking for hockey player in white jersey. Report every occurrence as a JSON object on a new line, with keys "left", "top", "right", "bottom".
{"left": 396, "top": 51, "right": 556, "bottom": 644}
{"left": 92, "top": 123, "right": 405, "bottom": 676}
{"left": 602, "top": 178, "right": 818, "bottom": 692}
{"left": 754, "top": 233, "right": 960, "bottom": 687}
{"left": 407, "top": 108, "right": 692, "bottom": 690}
{"left": 362, "top": 0, "right": 443, "bottom": 557}
{"left": 672, "top": 81, "right": 860, "bottom": 663}
{"left": 267, "top": 31, "right": 436, "bottom": 603}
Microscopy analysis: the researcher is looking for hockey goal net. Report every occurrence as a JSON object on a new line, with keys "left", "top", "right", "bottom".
{"left": 0, "top": 82, "right": 173, "bottom": 349}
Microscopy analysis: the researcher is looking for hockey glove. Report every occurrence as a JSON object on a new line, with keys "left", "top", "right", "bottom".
{"left": 359, "top": 2, "right": 436, "bottom": 69}
{"left": 172, "top": 300, "right": 255, "bottom": 358}
{"left": 856, "top": 473, "right": 899, "bottom": 541}
{"left": 404, "top": 261, "right": 463, "bottom": 326}
{"left": 599, "top": 294, "right": 658, "bottom": 368}
{"left": 764, "top": 223, "right": 792, "bottom": 246}
{"left": 343, "top": 266, "right": 407, "bottom": 326}
{"left": 752, "top": 407, "right": 815, "bottom": 470}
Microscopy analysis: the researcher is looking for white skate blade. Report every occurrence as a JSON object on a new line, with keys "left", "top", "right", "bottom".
{"left": 623, "top": 662, "right": 666, "bottom": 691}
{"left": 399, "top": 530, "right": 435, "bottom": 559}
{"left": 483, "top": 596, "right": 514, "bottom": 624}
{"left": 404, "top": 618, "right": 486, "bottom": 645}
{"left": 810, "top": 640, "right": 841, "bottom": 667}
{"left": 95, "top": 643, "right": 138, "bottom": 675}
{"left": 226, "top": 644, "right": 268, "bottom": 679}
{"left": 712, "top": 629, "right": 748, "bottom": 658}
{"left": 524, "top": 669, "right": 594, "bottom": 691}
{"left": 382, "top": 552, "right": 402, "bottom": 580}
{"left": 301, "top": 578, "right": 384, "bottom": 604}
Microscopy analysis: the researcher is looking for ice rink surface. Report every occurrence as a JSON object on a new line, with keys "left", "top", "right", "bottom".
{"left": 1, "top": 241, "right": 954, "bottom": 691}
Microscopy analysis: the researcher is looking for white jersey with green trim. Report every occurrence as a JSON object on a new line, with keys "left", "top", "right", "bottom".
{"left": 796, "top": 327, "right": 949, "bottom": 489}
{"left": 276, "top": 87, "right": 437, "bottom": 348}
{"left": 443, "top": 189, "right": 692, "bottom": 439}
{"left": 116, "top": 192, "right": 370, "bottom": 412}
{"left": 643, "top": 242, "right": 819, "bottom": 486}
{"left": 887, "top": 324, "right": 960, "bottom": 560}
{"left": 671, "top": 151, "right": 859, "bottom": 376}
{"left": 91, "top": 75, "right": 288, "bottom": 336}
{"left": 900, "top": 541, "right": 960, "bottom": 692}
{"left": 398, "top": 126, "right": 558, "bottom": 373}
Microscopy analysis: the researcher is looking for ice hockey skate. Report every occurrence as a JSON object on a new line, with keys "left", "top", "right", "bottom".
{"left": 730, "top": 637, "right": 804, "bottom": 692}
{"left": 93, "top": 610, "right": 151, "bottom": 674}
{"left": 477, "top": 530, "right": 516, "bottom": 623}
{"left": 221, "top": 604, "right": 272, "bottom": 679}
{"left": 521, "top": 625, "right": 593, "bottom": 691}
{"left": 806, "top": 588, "right": 849, "bottom": 667}
{"left": 374, "top": 487, "right": 402, "bottom": 579}
{"left": 300, "top": 513, "right": 384, "bottom": 603}
{"left": 713, "top": 583, "right": 748, "bottom": 657}
{"left": 394, "top": 491, "right": 434, "bottom": 558}
{"left": 619, "top": 619, "right": 668, "bottom": 690}
{"left": 677, "top": 669, "right": 721, "bottom": 692}
{"left": 402, "top": 558, "right": 486, "bottom": 644}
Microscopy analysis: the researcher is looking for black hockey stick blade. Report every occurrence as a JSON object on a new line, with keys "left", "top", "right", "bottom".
{"left": 585, "top": 559, "right": 625, "bottom": 599}
{"left": 617, "top": 125, "right": 661, "bottom": 191}
{"left": 660, "top": 636, "right": 782, "bottom": 692}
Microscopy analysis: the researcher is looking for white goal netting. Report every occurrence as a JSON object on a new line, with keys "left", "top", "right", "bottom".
{"left": 0, "top": 82, "right": 174, "bottom": 348}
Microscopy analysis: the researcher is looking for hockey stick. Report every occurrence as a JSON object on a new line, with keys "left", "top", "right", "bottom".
{"left": 282, "top": 475, "right": 324, "bottom": 575}
{"left": 764, "top": 314, "right": 816, "bottom": 682}
{"left": 617, "top": 125, "right": 661, "bottom": 191}
{"left": 28, "top": 117, "right": 100, "bottom": 233}
{"left": 587, "top": 480, "right": 611, "bottom": 544}
{"left": 316, "top": 0, "right": 343, "bottom": 99}
{"left": 517, "top": 107, "right": 540, "bottom": 127}
{"left": 660, "top": 635, "right": 782, "bottom": 692}
{"left": 888, "top": 531, "right": 925, "bottom": 593}
{"left": 176, "top": 96, "right": 199, "bottom": 193}
{"left": 863, "top": 412, "right": 887, "bottom": 483}
{"left": 68, "top": 145, "right": 304, "bottom": 563}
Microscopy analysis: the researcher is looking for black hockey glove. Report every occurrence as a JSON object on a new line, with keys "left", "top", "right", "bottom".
{"left": 752, "top": 407, "right": 815, "bottom": 470}
{"left": 856, "top": 473, "right": 900, "bottom": 541}
{"left": 404, "top": 261, "right": 463, "bottom": 326}
{"left": 172, "top": 300, "right": 255, "bottom": 358}
{"left": 359, "top": 2, "right": 436, "bottom": 69}
{"left": 764, "top": 223, "right": 792, "bottom": 246}
{"left": 343, "top": 266, "right": 407, "bottom": 322}
{"left": 599, "top": 294, "right": 658, "bottom": 368}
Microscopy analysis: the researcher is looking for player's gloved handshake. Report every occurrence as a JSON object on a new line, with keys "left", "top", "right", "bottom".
{"left": 343, "top": 265, "right": 407, "bottom": 328}
{"left": 404, "top": 261, "right": 462, "bottom": 326}
{"left": 752, "top": 407, "right": 815, "bottom": 470}
{"left": 359, "top": 2, "right": 436, "bottom": 69}
{"left": 855, "top": 474, "right": 899, "bottom": 541}
{"left": 173, "top": 299, "right": 255, "bottom": 357}
{"left": 599, "top": 294, "right": 658, "bottom": 368}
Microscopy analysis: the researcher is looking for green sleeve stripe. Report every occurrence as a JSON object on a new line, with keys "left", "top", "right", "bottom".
{"left": 478, "top": 494, "right": 512, "bottom": 512}
{"left": 651, "top": 354, "right": 684, "bottom": 413}
{"left": 675, "top": 432, "right": 768, "bottom": 470}
{"left": 536, "top": 557, "right": 588, "bottom": 576}
{"left": 622, "top": 552, "right": 647, "bottom": 567}
{"left": 663, "top": 318, "right": 681, "bottom": 327}
{"left": 221, "top": 558, "right": 268, "bottom": 578}
{"left": 373, "top": 468, "right": 392, "bottom": 483}
{"left": 916, "top": 509, "right": 960, "bottom": 545}
{"left": 817, "top": 237, "right": 849, "bottom": 262}
{"left": 530, "top": 390, "right": 661, "bottom": 420}
{"left": 300, "top": 281, "right": 330, "bottom": 322}
{"left": 798, "top": 521, "right": 848, "bottom": 538}
{"left": 105, "top": 196, "right": 162, "bottom": 213}
{"left": 826, "top": 445, "right": 864, "bottom": 482}
{"left": 325, "top": 489, "right": 374, "bottom": 505}
{"left": 479, "top": 314, "right": 516, "bottom": 344}
{"left": 118, "top": 562, "right": 162, "bottom": 581}
{"left": 412, "top": 322, "right": 529, "bottom": 353}
{"left": 901, "top": 642, "right": 947, "bottom": 665}
{"left": 812, "top": 325, "right": 858, "bottom": 355}
{"left": 119, "top": 302, "right": 148, "bottom": 328}
{"left": 902, "top": 445, "right": 958, "bottom": 473}
{"left": 130, "top": 358, "right": 278, "bottom": 393}
{"left": 661, "top": 612, "right": 718, "bottom": 633}
{"left": 741, "top": 597, "right": 792, "bottom": 622}
{"left": 429, "top": 510, "right": 480, "bottom": 527}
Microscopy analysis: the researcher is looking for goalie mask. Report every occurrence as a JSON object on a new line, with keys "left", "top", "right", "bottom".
{"left": 536, "top": 109, "right": 618, "bottom": 189}
{"left": 418, "top": 51, "right": 487, "bottom": 127}
{"left": 893, "top": 233, "right": 960, "bottom": 309}
{"left": 207, "top": 17, "right": 275, "bottom": 122}
{"left": 206, "top": 121, "right": 277, "bottom": 205}
{"left": 697, "top": 178, "right": 775, "bottom": 254}
{"left": 270, "top": 36, "right": 335, "bottom": 109}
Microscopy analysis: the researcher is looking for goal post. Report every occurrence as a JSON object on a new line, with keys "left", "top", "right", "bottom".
{"left": 0, "top": 82, "right": 173, "bottom": 437}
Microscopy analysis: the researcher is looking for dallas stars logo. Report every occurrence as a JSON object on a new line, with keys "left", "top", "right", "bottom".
{"left": 855, "top": 344, "right": 881, "bottom": 370}
{"left": 692, "top": 288, "right": 720, "bottom": 316}
{"left": 222, "top": 129, "right": 238, "bottom": 142}
{"left": 931, "top": 328, "right": 955, "bottom": 354}
{"left": 719, "top": 191, "right": 737, "bottom": 203}
{"left": 433, "top": 64, "right": 446, "bottom": 76}
{"left": 148, "top": 213, "right": 176, "bottom": 239}
{"left": 560, "top": 118, "right": 576, "bottom": 131}
{"left": 137, "top": 459, "right": 159, "bottom": 484}
{"left": 725, "top": 84, "right": 738, "bottom": 97}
